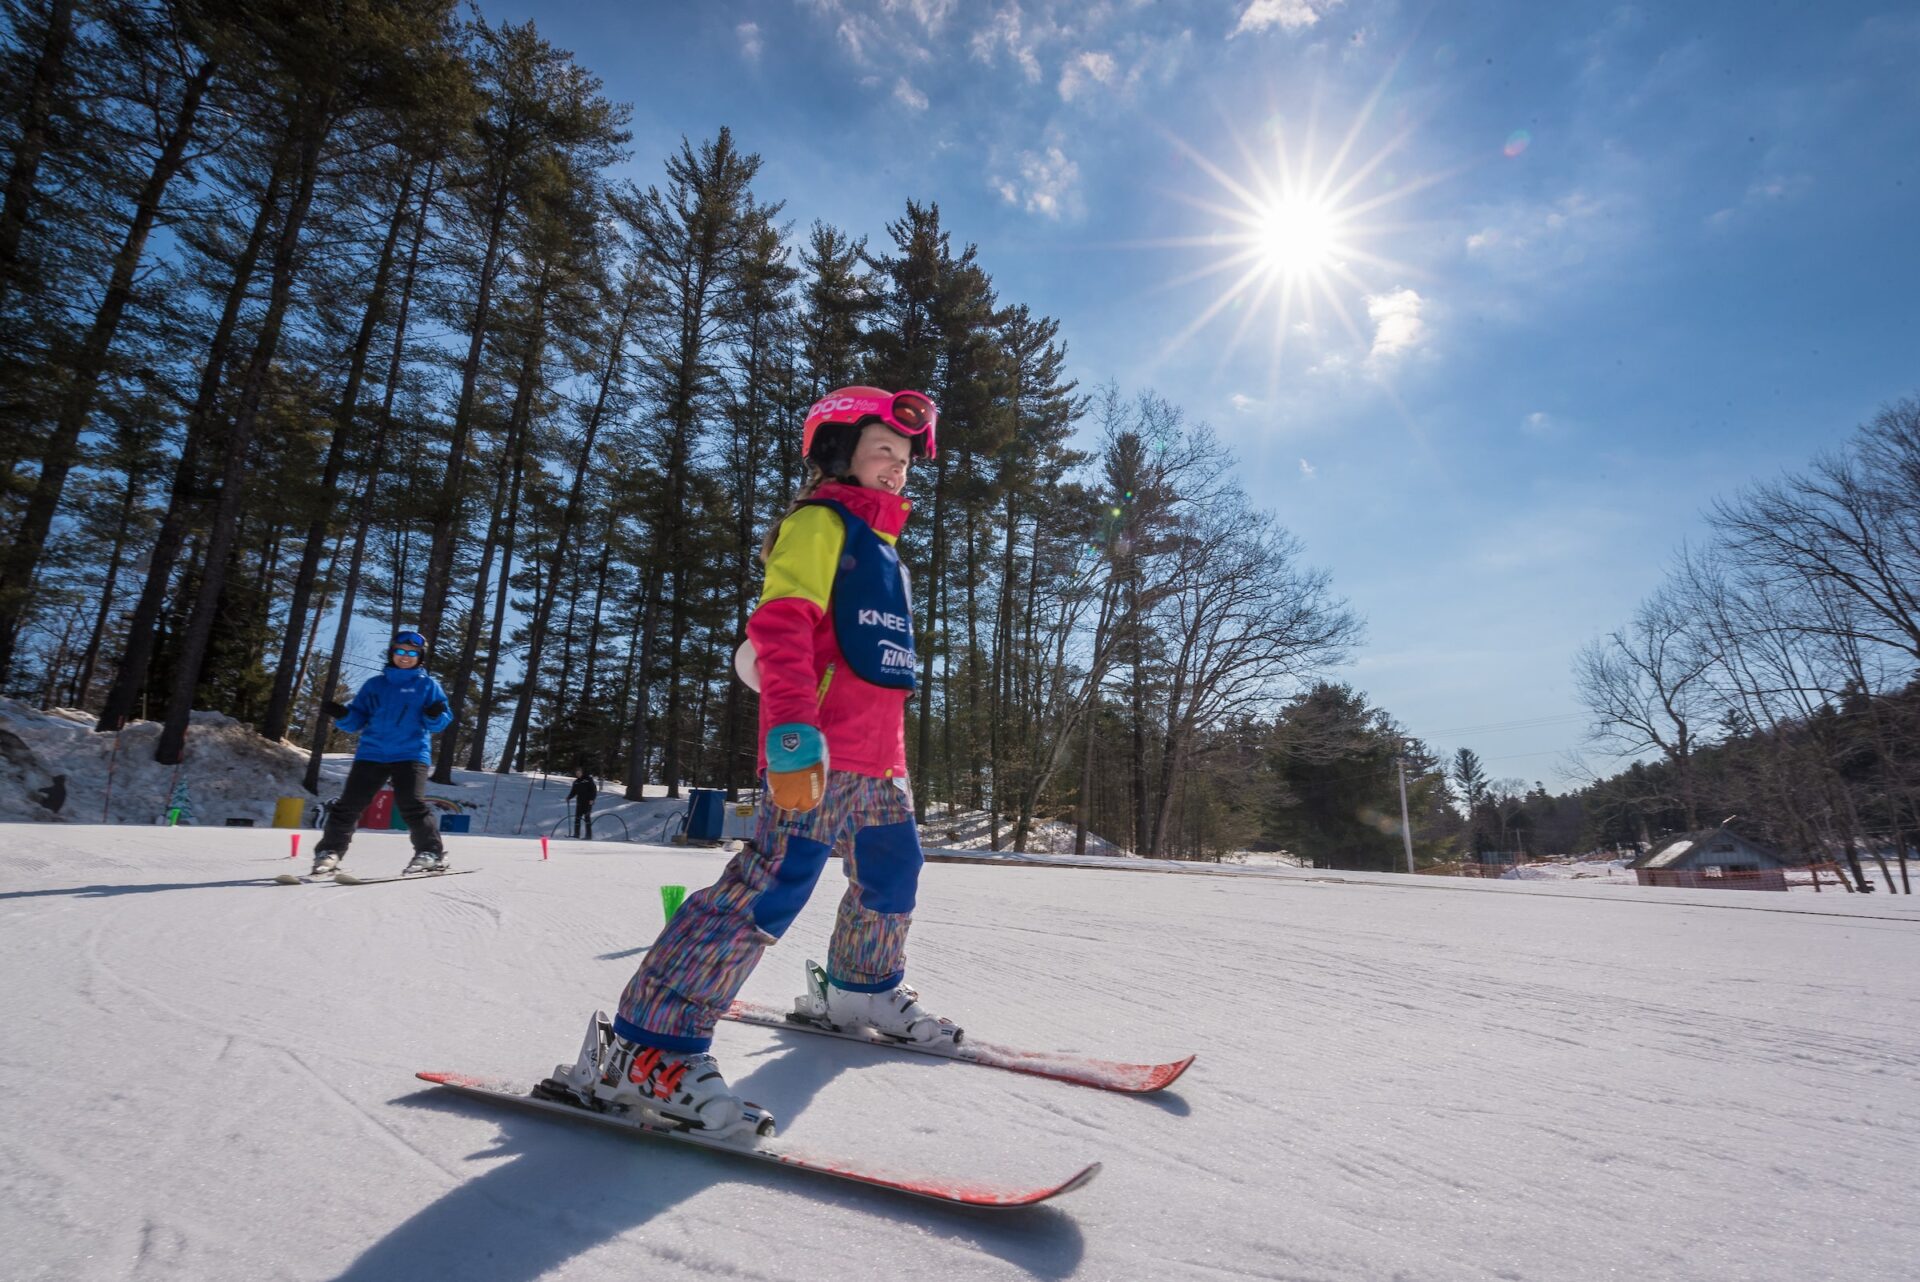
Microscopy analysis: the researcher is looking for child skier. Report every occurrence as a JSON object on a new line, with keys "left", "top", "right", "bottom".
{"left": 308, "top": 630, "right": 456, "bottom": 877}
{"left": 549, "top": 387, "right": 955, "bottom": 1138}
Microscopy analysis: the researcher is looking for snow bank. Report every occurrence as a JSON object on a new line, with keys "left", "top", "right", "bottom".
{"left": 0, "top": 699, "right": 316, "bottom": 827}
{"left": 0, "top": 700, "right": 735, "bottom": 847}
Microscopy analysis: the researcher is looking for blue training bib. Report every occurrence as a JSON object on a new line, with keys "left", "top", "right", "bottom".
{"left": 800, "top": 497, "right": 917, "bottom": 691}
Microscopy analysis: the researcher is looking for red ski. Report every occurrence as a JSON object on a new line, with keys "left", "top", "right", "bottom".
{"left": 413, "top": 1071, "right": 1100, "bottom": 1210}
{"left": 722, "top": 1001, "right": 1195, "bottom": 1094}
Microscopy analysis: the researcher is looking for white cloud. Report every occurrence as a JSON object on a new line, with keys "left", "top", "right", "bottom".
{"left": 1706, "top": 172, "right": 1813, "bottom": 230}
{"left": 970, "top": 3, "right": 1044, "bottom": 82}
{"left": 1464, "top": 189, "right": 1633, "bottom": 275}
{"left": 1522, "top": 411, "right": 1575, "bottom": 440}
{"left": 989, "top": 145, "right": 1083, "bottom": 220}
{"left": 880, "top": 0, "right": 957, "bottom": 32}
{"left": 735, "top": 22, "right": 762, "bottom": 62}
{"left": 1230, "top": 393, "right": 1257, "bottom": 412}
{"left": 893, "top": 77, "right": 929, "bottom": 111}
{"left": 1230, "top": 0, "right": 1343, "bottom": 38}
{"left": 800, "top": 0, "right": 937, "bottom": 69}
{"left": 836, "top": 17, "right": 870, "bottom": 61}
{"left": 1299, "top": 458, "right": 1317, "bottom": 478}
{"left": 1058, "top": 50, "right": 1117, "bottom": 101}
{"left": 1366, "top": 288, "right": 1426, "bottom": 359}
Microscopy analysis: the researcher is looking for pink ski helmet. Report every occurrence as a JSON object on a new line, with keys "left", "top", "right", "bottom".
{"left": 801, "top": 386, "right": 938, "bottom": 465}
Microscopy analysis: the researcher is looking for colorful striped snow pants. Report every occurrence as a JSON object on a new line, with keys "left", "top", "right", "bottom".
{"left": 614, "top": 771, "right": 923, "bottom": 1053}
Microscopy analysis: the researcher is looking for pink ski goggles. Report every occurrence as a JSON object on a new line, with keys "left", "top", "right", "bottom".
{"left": 802, "top": 386, "right": 938, "bottom": 458}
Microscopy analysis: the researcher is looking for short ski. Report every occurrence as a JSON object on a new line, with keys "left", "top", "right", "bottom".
{"left": 413, "top": 1071, "right": 1099, "bottom": 1209}
{"left": 333, "top": 868, "right": 477, "bottom": 886}
{"left": 723, "top": 1001, "right": 1194, "bottom": 1094}
{"left": 272, "top": 872, "right": 332, "bottom": 885}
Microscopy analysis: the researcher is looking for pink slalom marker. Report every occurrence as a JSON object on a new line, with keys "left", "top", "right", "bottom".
{"left": 540, "top": 836, "right": 550, "bottom": 861}
{"left": 290, "top": 833, "right": 301, "bottom": 860}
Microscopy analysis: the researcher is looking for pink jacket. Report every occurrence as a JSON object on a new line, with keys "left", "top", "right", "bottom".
{"left": 747, "top": 482, "right": 914, "bottom": 780}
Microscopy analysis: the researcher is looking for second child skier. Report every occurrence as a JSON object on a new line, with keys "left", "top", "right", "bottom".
{"left": 309, "top": 630, "right": 457, "bottom": 878}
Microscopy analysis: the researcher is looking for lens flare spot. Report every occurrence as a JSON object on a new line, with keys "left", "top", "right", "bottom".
{"left": 1503, "top": 129, "right": 1530, "bottom": 158}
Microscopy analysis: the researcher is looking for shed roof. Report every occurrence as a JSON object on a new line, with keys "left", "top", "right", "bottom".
{"left": 1630, "top": 827, "right": 1784, "bottom": 870}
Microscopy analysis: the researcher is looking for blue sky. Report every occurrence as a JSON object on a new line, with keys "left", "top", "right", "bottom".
{"left": 485, "top": 0, "right": 1920, "bottom": 790}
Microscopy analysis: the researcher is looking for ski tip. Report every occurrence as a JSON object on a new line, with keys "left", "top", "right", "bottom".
{"left": 416, "top": 1070, "right": 488, "bottom": 1088}
{"left": 993, "top": 1160, "right": 1102, "bottom": 1207}
{"left": 1142, "top": 1054, "right": 1196, "bottom": 1092}
{"left": 1048, "top": 1160, "right": 1102, "bottom": 1201}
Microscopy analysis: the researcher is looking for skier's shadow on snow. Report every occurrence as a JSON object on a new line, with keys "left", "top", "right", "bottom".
{"left": 341, "top": 1050, "right": 1085, "bottom": 1282}
{"left": 0, "top": 878, "right": 269, "bottom": 900}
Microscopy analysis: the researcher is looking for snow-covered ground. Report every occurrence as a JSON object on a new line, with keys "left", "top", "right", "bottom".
{"left": 3, "top": 822, "right": 1917, "bottom": 1282}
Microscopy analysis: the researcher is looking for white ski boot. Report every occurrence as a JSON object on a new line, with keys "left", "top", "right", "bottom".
{"left": 545, "top": 1010, "right": 774, "bottom": 1138}
{"left": 794, "top": 960, "right": 963, "bottom": 1047}
{"left": 309, "top": 850, "right": 342, "bottom": 877}
{"left": 402, "top": 849, "right": 448, "bottom": 875}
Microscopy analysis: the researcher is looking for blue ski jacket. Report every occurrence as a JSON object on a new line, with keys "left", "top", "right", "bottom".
{"left": 336, "top": 663, "right": 454, "bottom": 764}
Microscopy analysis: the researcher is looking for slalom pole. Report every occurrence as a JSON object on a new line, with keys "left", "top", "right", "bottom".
{"left": 540, "top": 835, "right": 549, "bottom": 861}
{"left": 290, "top": 832, "right": 301, "bottom": 860}
{"left": 100, "top": 728, "right": 123, "bottom": 822}
{"left": 484, "top": 770, "right": 502, "bottom": 833}
{"left": 515, "top": 776, "right": 534, "bottom": 834}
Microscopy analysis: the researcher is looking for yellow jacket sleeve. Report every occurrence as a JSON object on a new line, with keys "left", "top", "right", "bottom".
{"left": 759, "top": 504, "right": 844, "bottom": 609}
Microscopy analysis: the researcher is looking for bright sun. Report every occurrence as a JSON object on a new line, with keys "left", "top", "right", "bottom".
{"left": 1252, "top": 196, "right": 1342, "bottom": 278}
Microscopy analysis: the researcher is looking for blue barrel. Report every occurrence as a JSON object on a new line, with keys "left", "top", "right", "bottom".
{"left": 439, "top": 813, "right": 471, "bottom": 834}
{"left": 687, "top": 789, "right": 725, "bottom": 842}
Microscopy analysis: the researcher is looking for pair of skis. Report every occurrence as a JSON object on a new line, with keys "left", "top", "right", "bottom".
{"left": 273, "top": 869, "right": 476, "bottom": 886}
{"left": 419, "top": 1001, "right": 1192, "bottom": 1209}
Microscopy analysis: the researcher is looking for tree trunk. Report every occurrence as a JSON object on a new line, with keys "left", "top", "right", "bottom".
{"left": 70, "top": 469, "right": 143, "bottom": 708}
{"left": 435, "top": 417, "right": 514, "bottom": 782}
{"left": 97, "top": 126, "right": 288, "bottom": 733}
{"left": 497, "top": 269, "right": 636, "bottom": 780}
{"left": 497, "top": 552, "right": 546, "bottom": 771}
{"left": 261, "top": 161, "right": 420, "bottom": 740}
{"left": 624, "top": 565, "right": 663, "bottom": 795}
{"left": 912, "top": 450, "right": 949, "bottom": 818}
{"left": 0, "top": 0, "right": 74, "bottom": 311}
{"left": 303, "top": 164, "right": 433, "bottom": 791}
{"left": 417, "top": 187, "right": 511, "bottom": 647}
{"left": 0, "top": 58, "right": 215, "bottom": 682}
{"left": 579, "top": 538, "right": 611, "bottom": 762}
{"left": 157, "top": 94, "right": 332, "bottom": 764}
{"left": 466, "top": 443, "right": 521, "bottom": 771}
{"left": 1074, "top": 692, "right": 1097, "bottom": 855}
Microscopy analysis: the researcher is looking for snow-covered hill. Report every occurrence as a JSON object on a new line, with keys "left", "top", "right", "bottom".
{"left": 0, "top": 698, "right": 713, "bottom": 843}
{"left": 2, "top": 822, "right": 1915, "bottom": 1281}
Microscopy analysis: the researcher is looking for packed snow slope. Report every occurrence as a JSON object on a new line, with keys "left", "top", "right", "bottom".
{"left": 3, "top": 826, "right": 1917, "bottom": 1282}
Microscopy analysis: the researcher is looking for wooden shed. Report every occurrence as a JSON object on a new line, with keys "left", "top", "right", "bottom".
{"left": 1632, "top": 828, "right": 1791, "bottom": 891}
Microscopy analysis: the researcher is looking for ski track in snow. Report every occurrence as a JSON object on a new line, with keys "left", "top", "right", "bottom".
{"left": 1, "top": 825, "right": 1918, "bottom": 1281}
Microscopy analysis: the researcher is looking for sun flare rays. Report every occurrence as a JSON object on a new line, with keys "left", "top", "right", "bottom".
{"left": 1140, "top": 79, "right": 1451, "bottom": 391}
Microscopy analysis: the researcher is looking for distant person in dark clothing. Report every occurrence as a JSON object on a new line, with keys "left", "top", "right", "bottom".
{"left": 568, "top": 769, "right": 598, "bottom": 839}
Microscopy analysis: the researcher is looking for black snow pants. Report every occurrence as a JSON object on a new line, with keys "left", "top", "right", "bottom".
{"left": 317, "top": 760, "right": 444, "bottom": 857}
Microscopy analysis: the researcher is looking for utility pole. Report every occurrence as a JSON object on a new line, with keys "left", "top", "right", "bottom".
{"left": 1396, "top": 744, "right": 1416, "bottom": 874}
